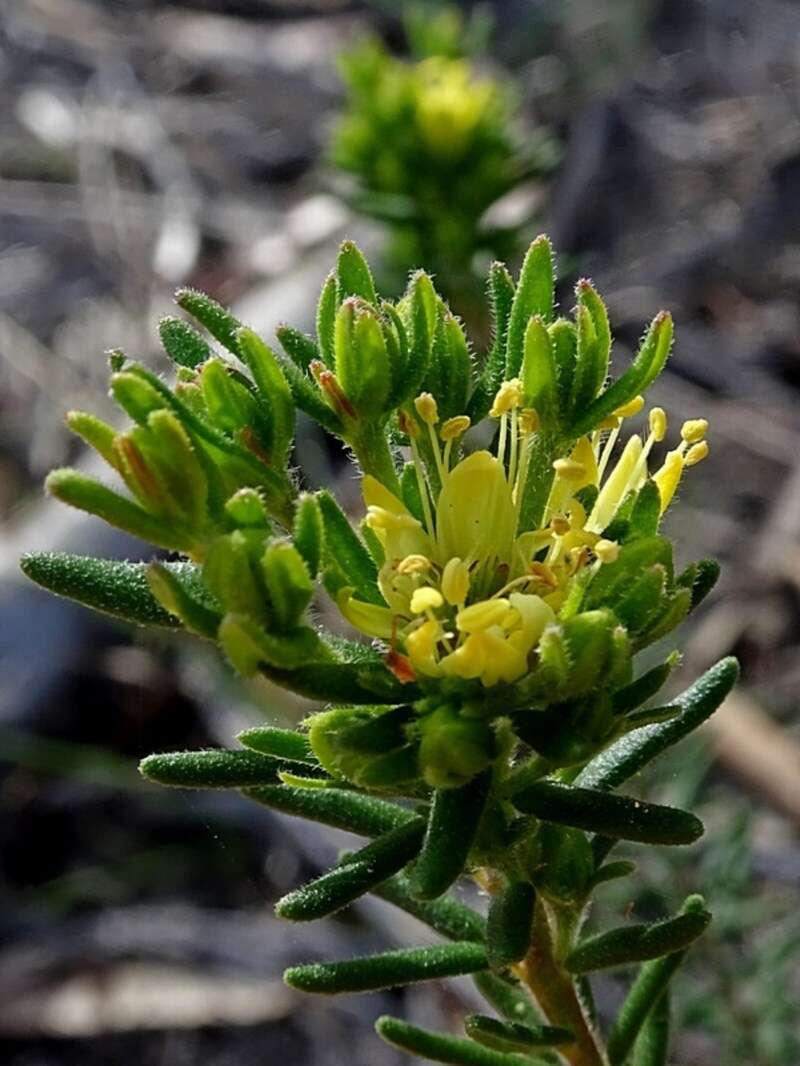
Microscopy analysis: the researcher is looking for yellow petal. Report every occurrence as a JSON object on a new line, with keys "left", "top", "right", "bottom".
{"left": 508, "top": 592, "right": 555, "bottom": 651}
{"left": 405, "top": 618, "right": 443, "bottom": 677}
{"left": 337, "top": 588, "right": 394, "bottom": 639}
{"left": 436, "top": 450, "right": 515, "bottom": 564}
{"left": 456, "top": 598, "right": 511, "bottom": 633}
{"left": 653, "top": 449, "right": 685, "bottom": 513}
{"left": 587, "top": 434, "right": 643, "bottom": 532}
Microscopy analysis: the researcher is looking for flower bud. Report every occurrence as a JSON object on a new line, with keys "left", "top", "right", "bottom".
{"left": 417, "top": 704, "right": 496, "bottom": 789}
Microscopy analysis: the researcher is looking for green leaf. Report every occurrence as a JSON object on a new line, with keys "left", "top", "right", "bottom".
{"left": 572, "top": 311, "right": 673, "bottom": 436}
{"left": 611, "top": 659, "right": 675, "bottom": 716}
{"left": 218, "top": 613, "right": 322, "bottom": 676}
{"left": 244, "top": 782, "right": 415, "bottom": 837}
{"left": 139, "top": 748, "right": 295, "bottom": 789}
{"left": 65, "top": 411, "right": 121, "bottom": 469}
{"left": 607, "top": 897, "right": 706, "bottom": 1065}
{"left": 512, "top": 781, "right": 703, "bottom": 846}
{"left": 565, "top": 906, "right": 710, "bottom": 973}
{"left": 576, "top": 657, "right": 739, "bottom": 791}
{"left": 276, "top": 818, "right": 425, "bottom": 921}
{"left": 261, "top": 539, "right": 313, "bottom": 630}
{"left": 590, "top": 860, "right": 637, "bottom": 888}
{"left": 571, "top": 279, "right": 610, "bottom": 413}
{"left": 284, "top": 941, "right": 488, "bottom": 995}
{"left": 336, "top": 240, "right": 377, "bottom": 304}
{"left": 376, "top": 1016, "right": 540, "bottom": 1066}
{"left": 293, "top": 492, "right": 323, "bottom": 578}
{"left": 316, "top": 270, "right": 338, "bottom": 365}
{"left": 464, "top": 1015, "right": 573, "bottom": 1052}
{"left": 236, "top": 328, "right": 295, "bottom": 463}
{"left": 159, "top": 316, "right": 213, "bottom": 369}
{"left": 20, "top": 552, "right": 183, "bottom": 629}
{"left": 486, "top": 882, "right": 536, "bottom": 969}
{"left": 257, "top": 658, "right": 417, "bottom": 705}
{"left": 237, "top": 727, "right": 315, "bottom": 764}
{"left": 318, "top": 490, "right": 383, "bottom": 605}
{"left": 372, "top": 873, "right": 487, "bottom": 943}
{"left": 147, "top": 561, "right": 222, "bottom": 638}
{"left": 110, "top": 372, "right": 166, "bottom": 424}
{"left": 632, "top": 991, "right": 670, "bottom": 1066}
{"left": 276, "top": 324, "right": 319, "bottom": 370}
{"left": 44, "top": 469, "right": 191, "bottom": 551}
{"left": 175, "top": 287, "right": 242, "bottom": 356}
{"left": 506, "top": 236, "right": 555, "bottom": 376}
{"left": 409, "top": 772, "right": 490, "bottom": 900}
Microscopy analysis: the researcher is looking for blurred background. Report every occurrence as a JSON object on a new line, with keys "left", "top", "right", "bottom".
{"left": 2, "top": 1, "right": 800, "bottom": 1063}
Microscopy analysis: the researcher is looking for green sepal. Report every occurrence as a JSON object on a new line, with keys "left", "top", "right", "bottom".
{"left": 45, "top": 469, "right": 192, "bottom": 551}
{"left": 275, "top": 818, "right": 425, "bottom": 921}
{"left": 486, "top": 882, "right": 536, "bottom": 969}
{"left": 65, "top": 411, "right": 122, "bottom": 470}
{"left": 236, "top": 328, "right": 295, "bottom": 464}
{"left": 521, "top": 316, "right": 558, "bottom": 429}
{"left": 147, "top": 561, "right": 222, "bottom": 638}
{"left": 372, "top": 873, "right": 487, "bottom": 943}
{"left": 244, "top": 783, "right": 416, "bottom": 837}
{"left": 284, "top": 941, "right": 488, "bottom": 995}
{"left": 335, "top": 300, "right": 392, "bottom": 417}
{"left": 318, "top": 490, "right": 383, "bottom": 605}
{"left": 218, "top": 613, "right": 323, "bottom": 676}
{"left": 577, "top": 657, "right": 739, "bottom": 791}
{"left": 293, "top": 492, "right": 324, "bottom": 578}
{"left": 409, "top": 772, "right": 491, "bottom": 900}
{"left": 506, "top": 236, "right": 554, "bottom": 376}
{"left": 276, "top": 324, "right": 319, "bottom": 370}
{"left": 572, "top": 311, "right": 673, "bottom": 436}
{"left": 236, "top": 727, "right": 315, "bottom": 765}
{"left": 548, "top": 318, "right": 578, "bottom": 410}
{"left": 512, "top": 781, "right": 704, "bottom": 846}
{"left": 306, "top": 705, "right": 418, "bottom": 790}
{"left": 336, "top": 239, "right": 377, "bottom": 304}
{"left": 202, "top": 531, "right": 266, "bottom": 619}
{"left": 316, "top": 270, "right": 338, "bottom": 365}
{"left": 585, "top": 537, "right": 673, "bottom": 610}
{"left": 423, "top": 309, "right": 472, "bottom": 420}
{"left": 570, "top": 279, "right": 610, "bottom": 415}
{"left": 400, "top": 460, "right": 425, "bottom": 521}
{"left": 677, "top": 557, "right": 720, "bottom": 610}
{"left": 627, "top": 480, "right": 661, "bottom": 540}
{"left": 224, "top": 487, "right": 269, "bottom": 528}
{"left": 607, "top": 896, "right": 706, "bottom": 1066}
{"left": 376, "top": 1016, "right": 539, "bottom": 1066}
{"left": 260, "top": 539, "right": 314, "bottom": 630}
{"left": 174, "top": 287, "right": 242, "bottom": 356}
{"left": 158, "top": 316, "right": 213, "bottom": 369}
{"left": 565, "top": 905, "right": 711, "bottom": 973}
{"left": 20, "top": 552, "right": 197, "bottom": 630}
{"left": 418, "top": 705, "right": 496, "bottom": 788}
{"left": 464, "top": 1015, "right": 573, "bottom": 1053}
{"left": 139, "top": 748, "right": 298, "bottom": 789}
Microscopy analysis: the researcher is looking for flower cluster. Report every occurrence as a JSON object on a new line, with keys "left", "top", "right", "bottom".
{"left": 23, "top": 236, "right": 737, "bottom": 1066}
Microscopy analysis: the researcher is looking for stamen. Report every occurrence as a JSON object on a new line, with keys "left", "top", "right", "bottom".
{"left": 649, "top": 407, "right": 667, "bottom": 442}
{"left": 441, "top": 557, "right": 470, "bottom": 605}
{"left": 489, "top": 378, "right": 522, "bottom": 418}
{"left": 594, "top": 539, "right": 620, "bottom": 564}
{"left": 414, "top": 392, "right": 439, "bottom": 426}
{"left": 440, "top": 415, "right": 470, "bottom": 441}
{"left": 409, "top": 435, "right": 436, "bottom": 536}
{"left": 684, "top": 440, "right": 709, "bottom": 467}
{"left": 681, "top": 419, "right": 708, "bottom": 444}
{"left": 614, "top": 395, "right": 645, "bottom": 419}
{"left": 410, "top": 587, "right": 444, "bottom": 613}
{"left": 397, "top": 554, "right": 433, "bottom": 575}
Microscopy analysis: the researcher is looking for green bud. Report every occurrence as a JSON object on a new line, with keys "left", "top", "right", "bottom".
{"left": 66, "top": 410, "right": 122, "bottom": 471}
{"left": 236, "top": 327, "right": 295, "bottom": 463}
{"left": 293, "top": 493, "right": 324, "bottom": 578}
{"left": 260, "top": 539, "right": 314, "bottom": 631}
{"left": 334, "top": 300, "right": 392, "bottom": 418}
{"left": 202, "top": 531, "right": 266, "bottom": 619}
{"left": 132, "top": 410, "right": 208, "bottom": 528}
{"left": 561, "top": 609, "right": 617, "bottom": 697}
{"left": 225, "top": 487, "right": 269, "bottom": 528}
{"left": 506, "top": 235, "right": 555, "bottom": 376}
{"left": 521, "top": 315, "right": 558, "bottom": 429}
{"left": 307, "top": 706, "right": 418, "bottom": 789}
{"left": 417, "top": 704, "right": 496, "bottom": 789}
{"left": 218, "top": 612, "right": 322, "bottom": 676}
{"left": 528, "top": 823, "right": 594, "bottom": 905}
{"left": 336, "top": 239, "right": 377, "bottom": 304}
{"left": 570, "top": 279, "right": 611, "bottom": 417}
{"left": 316, "top": 270, "right": 338, "bottom": 365}
{"left": 200, "top": 358, "right": 258, "bottom": 436}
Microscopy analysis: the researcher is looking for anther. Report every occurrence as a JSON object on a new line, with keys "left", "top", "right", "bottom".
{"left": 398, "top": 409, "right": 421, "bottom": 438}
{"left": 414, "top": 392, "right": 439, "bottom": 426}
{"left": 550, "top": 514, "right": 570, "bottom": 536}
{"left": 681, "top": 419, "right": 708, "bottom": 445}
{"left": 397, "top": 554, "right": 432, "bottom": 575}
{"left": 614, "top": 395, "right": 645, "bottom": 419}
{"left": 410, "top": 587, "right": 444, "bottom": 613}
{"left": 594, "top": 539, "right": 620, "bottom": 564}
{"left": 684, "top": 440, "right": 709, "bottom": 467}
{"left": 518, "top": 408, "right": 540, "bottom": 435}
{"left": 490, "top": 378, "right": 522, "bottom": 417}
{"left": 440, "top": 415, "right": 471, "bottom": 441}
{"left": 649, "top": 407, "right": 667, "bottom": 442}
{"left": 552, "top": 458, "right": 586, "bottom": 479}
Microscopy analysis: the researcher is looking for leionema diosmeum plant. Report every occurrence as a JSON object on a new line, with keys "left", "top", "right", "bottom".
{"left": 22, "top": 236, "right": 738, "bottom": 1066}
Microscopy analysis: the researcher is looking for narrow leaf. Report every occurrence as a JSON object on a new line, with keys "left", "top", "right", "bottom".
{"left": 377, "top": 1016, "right": 542, "bottom": 1066}
{"left": 472, "top": 972, "right": 545, "bottom": 1029}
{"left": 175, "top": 287, "right": 242, "bottom": 356}
{"left": 373, "top": 874, "right": 486, "bottom": 942}
{"left": 607, "top": 897, "right": 706, "bottom": 1065}
{"left": 512, "top": 781, "right": 703, "bottom": 846}
{"left": 139, "top": 749, "right": 293, "bottom": 789}
{"left": 577, "top": 658, "right": 739, "bottom": 791}
{"left": 632, "top": 990, "right": 670, "bottom": 1066}
{"left": 244, "top": 783, "right": 416, "bottom": 837}
{"left": 276, "top": 819, "right": 425, "bottom": 921}
{"left": 159, "top": 316, "right": 212, "bottom": 369}
{"left": 465, "top": 1015, "right": 573, "bottom": 1052}
{"left": 318, "top": 490, "right": 383, "bottom": 605}
{"left": 565, "top": 908, "right": 710, "bottom": 973}
{"left": 285, "top": 942, "right": 488, "bottom": 995}
{"left": 276, "top": 324, "right": 319, "bottom": 370}
{"left": 409, "top": 772, "right": 490, "bottom": 900}
{"left": 236, "top": 727, "right": 315, "bottom": 764}
{"left": 337, "top": 240, "right": 377, "bottom": 304}
{"left": 506, "top": 236, "right": 555, "bottom": 376}
{"left": 293, "top": 492, "right": 324, "bottom": 578}
{"left": 487, "top": 883, "right": 536, "bottom": 969}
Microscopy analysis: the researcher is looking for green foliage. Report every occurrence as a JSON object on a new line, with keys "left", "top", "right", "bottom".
{"left": 22, "top": 236, "right": 735, "bottom": 1066}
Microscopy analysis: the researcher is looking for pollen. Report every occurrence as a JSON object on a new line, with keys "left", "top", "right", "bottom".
{"left": 440, "top": 415, "right": 471, "bottom": 441}
{"left": 614, "top": 395, "right": 645, "bottom": 419}
{"left": 414, "top": 392, "right": 439, "bottom": 426}
{"left": 681, "top": 419, "right": 708, "bottom": 444}
{"left": 649, "top": 407, "right": 667, "bottom": 442}
{"left": 594, "top": 539, "right": 620, "bottom": 564}
{"left": 684, "top": 440, "right": 709, "bottom": 467}
{"left": 490, "top": 378, "right": 522, "bottom": 417}
{"left": 397, "top": 554, "right": 432, "bottom": 575}
{"left": 410, "top": 586, "right": 444, "bottom": 613}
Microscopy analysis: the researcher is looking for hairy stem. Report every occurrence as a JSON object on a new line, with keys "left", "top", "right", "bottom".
{"left": 517, "top": 899, "right": 607, "bottom": 1066}
{"left": 351, "top": 421, "right": 401, "bottom": 494}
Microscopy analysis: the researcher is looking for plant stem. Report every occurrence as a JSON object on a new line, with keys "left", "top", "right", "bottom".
{"left": 351, "top": 420, "right": 401, "bottom": 495}
{"left": 517, "top": 899, "right": 607, "bottom": 1066}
